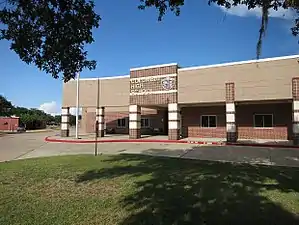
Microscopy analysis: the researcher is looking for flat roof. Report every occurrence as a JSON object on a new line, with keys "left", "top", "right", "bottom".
{"left": 178, "top": 54, "right": 299, "bottom": 72}
{"left": 78, "top": 54, "right": 299, "bottom": 81}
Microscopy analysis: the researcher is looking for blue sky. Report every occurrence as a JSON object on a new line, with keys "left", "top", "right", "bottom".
{"left": 0, "top": 1, "right": 298, "bottom": 115}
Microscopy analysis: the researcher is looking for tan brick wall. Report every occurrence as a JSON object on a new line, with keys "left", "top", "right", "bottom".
{"left": 130, "top": 65, "right": 177, "bottom": 78}
{"left": 85, "top": 112, "right": 96, "bottom": 133}
{"left": 178, "top": 57, "right": 299, "bottom": 104}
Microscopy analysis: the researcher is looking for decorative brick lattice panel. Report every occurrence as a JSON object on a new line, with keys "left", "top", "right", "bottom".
{"left": 130, "top": 76, "right": 177, "bottom": 93}
{"left": 129, "top": 129, "right": 141, "bottom": 139}
{"left": 130, "top": 93, "right": 177, "bottom": 105}
{"left": 292, "top": 77, "right": 299, "bottom": 100}
{"left": 238, "top": 127, "right": 287, "bottom": 140}
{"left": 169, "top": 129, "right": 179, "bottom": 140}
{"left": 225, "top": 83, "right": 235, "bottom": 102}
{"left": 130, "top": 65, "right": 178, "bottom": 106}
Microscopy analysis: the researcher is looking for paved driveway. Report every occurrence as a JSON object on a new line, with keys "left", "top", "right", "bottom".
{"left": 0, "top": 131, "right": 57, "bottom": 162}
{"left": 1, "top": 131, "right": 299, "bottom": 167}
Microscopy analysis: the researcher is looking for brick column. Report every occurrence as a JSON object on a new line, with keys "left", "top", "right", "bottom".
{"left": 168, "top": 103, "right": 180, "bottom": 140}
{"left": 61, "top": 107, "right": 70, "bottom": 137}
{"left": 225, "top": 83, "right": 237, "bottom": 143}
{"left": 129, "top": 105, "right": 141, "bottom": 139}
{"left": 96, "top": 107, "right": 105, "bottom": 137}
{"left": 292, "top": 78, "right": 299, "bottom": 145}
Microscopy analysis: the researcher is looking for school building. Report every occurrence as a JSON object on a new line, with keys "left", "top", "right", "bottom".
{"left": 61, "top": 54, "right": 299, "bottom": 144}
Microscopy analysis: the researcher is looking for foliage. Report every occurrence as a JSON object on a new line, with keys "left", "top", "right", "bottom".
{"left": 0, "top": 0, "right": 100, "bottom": 82}
{"left": 138, "top": 0, "right": 299, "bottom": 58}
{"left": 0, "top": 95, "right": 13, "bottom": 116}
{"left": 19, "top": 113, "right": 46, "bottom": 129}
{"left": 0, "top": 95, "right": 55, "bottom": 129}
{"left": 0, "top": 154, "right": 299, "bottom": 224}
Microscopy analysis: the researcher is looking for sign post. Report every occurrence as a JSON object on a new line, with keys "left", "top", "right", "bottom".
{"left": 94, "top": 120, "right": 99, "bottom": 156}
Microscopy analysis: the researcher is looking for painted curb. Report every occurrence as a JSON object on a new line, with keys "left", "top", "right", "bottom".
{"left": 225, "top": 142, "right": 299, "bottom": 149}
{"left": 44, "top": 136, "right": 299, "bottom": 149}
{"left": 44, "top": 136, "right": 224, "bottom": 145}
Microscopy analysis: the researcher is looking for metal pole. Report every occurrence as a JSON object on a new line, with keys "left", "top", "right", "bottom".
{"left": 75, "top": 72, "right": 80, "bottom": 139}
{"left": 94, "top": 78, "right": 100, "bottom": 156}
{"left": 95, "top": 120, "right": 98, "bottom": 156}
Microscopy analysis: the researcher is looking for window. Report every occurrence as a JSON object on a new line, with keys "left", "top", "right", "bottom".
{"left": 254, "top": 114, "right": 273, "bottom": 128}
{"left": 201, "top": 115, "right": 217, "bottom": 128}
{"left": 117, "top": 118, "right": 126, "bottom": 128}
{"left": 141, "top": 118, "right": 150, "bottom": 128}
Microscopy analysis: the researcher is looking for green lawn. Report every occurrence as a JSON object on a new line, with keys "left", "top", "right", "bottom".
{"left": 0, "top": 154, "right": 299, "bottom": 225}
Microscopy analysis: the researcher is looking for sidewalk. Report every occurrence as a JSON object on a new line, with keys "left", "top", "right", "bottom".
{"left": 45, "top": 134, "right": 225, "bottom": 144}
{"left": 45, "top": 133, "right": 299, "bottom": 149}
{"left": 26, "top": 129, "right": 55, "bottom": 133}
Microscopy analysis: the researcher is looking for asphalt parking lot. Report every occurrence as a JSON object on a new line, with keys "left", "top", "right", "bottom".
{"left": 1, "top": 131, "right": 299, "bottom": 167}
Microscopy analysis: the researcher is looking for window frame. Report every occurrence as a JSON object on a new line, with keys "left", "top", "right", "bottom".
{"left": 117, "top": 118, "right": 126, "bottom": 128}
{"left": 141, "top": 118, "right": 150, "bottom": 128}
{"left": 200, "top": 115, "right": 217, "bottom": 128}
{"left": 253, "top": 114, "right": 274, "bottom": 128}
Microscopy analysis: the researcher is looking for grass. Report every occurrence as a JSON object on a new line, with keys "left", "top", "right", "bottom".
{"left": 0, "top": 154, "right": 299, "bottom": 225}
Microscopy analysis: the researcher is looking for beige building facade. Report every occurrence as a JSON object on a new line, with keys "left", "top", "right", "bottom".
{"left": 61, "top": 54, "right": 299, "bottom": 144}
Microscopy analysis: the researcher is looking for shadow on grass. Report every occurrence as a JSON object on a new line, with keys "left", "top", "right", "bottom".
{"left": 76, "top": 153, "right": 299, "bottom": 224}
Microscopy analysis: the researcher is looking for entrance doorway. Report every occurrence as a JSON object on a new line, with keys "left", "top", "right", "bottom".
{"left": 163, "top": 109, "right": 168, "bottom": 135}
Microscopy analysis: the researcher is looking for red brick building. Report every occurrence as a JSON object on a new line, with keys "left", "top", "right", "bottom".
{"left": 0, "top": 117, "right": 19, "bottom": 132}
{"left": 61, "top": 54, "right": 299, "bottom": 144}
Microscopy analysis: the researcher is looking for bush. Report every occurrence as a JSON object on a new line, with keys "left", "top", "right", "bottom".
{"left": 20, "top": 114, "right": 46, "bottom": 130}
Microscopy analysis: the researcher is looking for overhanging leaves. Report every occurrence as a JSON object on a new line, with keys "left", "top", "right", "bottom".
{"left": 0, "top": 0, "right": 100, "bottom": 82}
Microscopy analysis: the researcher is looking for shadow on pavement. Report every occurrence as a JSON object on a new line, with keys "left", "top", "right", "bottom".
{"left": 140, "top": 145, "right": 299, "bottom": 167}
{"left": 75, "top": 154, "right": 299, "bottom": 225}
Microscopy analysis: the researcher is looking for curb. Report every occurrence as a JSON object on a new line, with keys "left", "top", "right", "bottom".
{"left": 44, "top": 136, "right": 299, "bottom": 149}
{"left": 44, "top": 136, "right": 224, "bottom": 145}
{"left": 26, "top": 129, "right": 54, "bottom": 133}
{"left": 225, "top": 142, "right": 299, "bottom": 149}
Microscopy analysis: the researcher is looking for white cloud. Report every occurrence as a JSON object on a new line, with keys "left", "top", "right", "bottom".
{"left": 39, "top": 101, "right": 82, "bottom": 116}
{"left": 39, "top": 101, "right": 59, "bottom": 116}
{"left": 218, "top": 4, "right": 296, "bottom": 20}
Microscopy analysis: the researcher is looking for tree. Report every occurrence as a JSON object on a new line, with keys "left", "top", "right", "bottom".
{"left": 138, "top": 0, "right": 299, "bottom": 58}
{"left": 0, "top": 0, "right": 100, "bottom": 82}
{"left": 0, "top": 95, "right": 13, "bottom": 116}
{"left": 0, "top": 95, "right": 57, "bottom": 129}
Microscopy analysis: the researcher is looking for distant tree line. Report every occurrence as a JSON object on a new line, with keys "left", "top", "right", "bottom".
{"left": 0, "top": 95, "right": 79, "bottom": 130}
